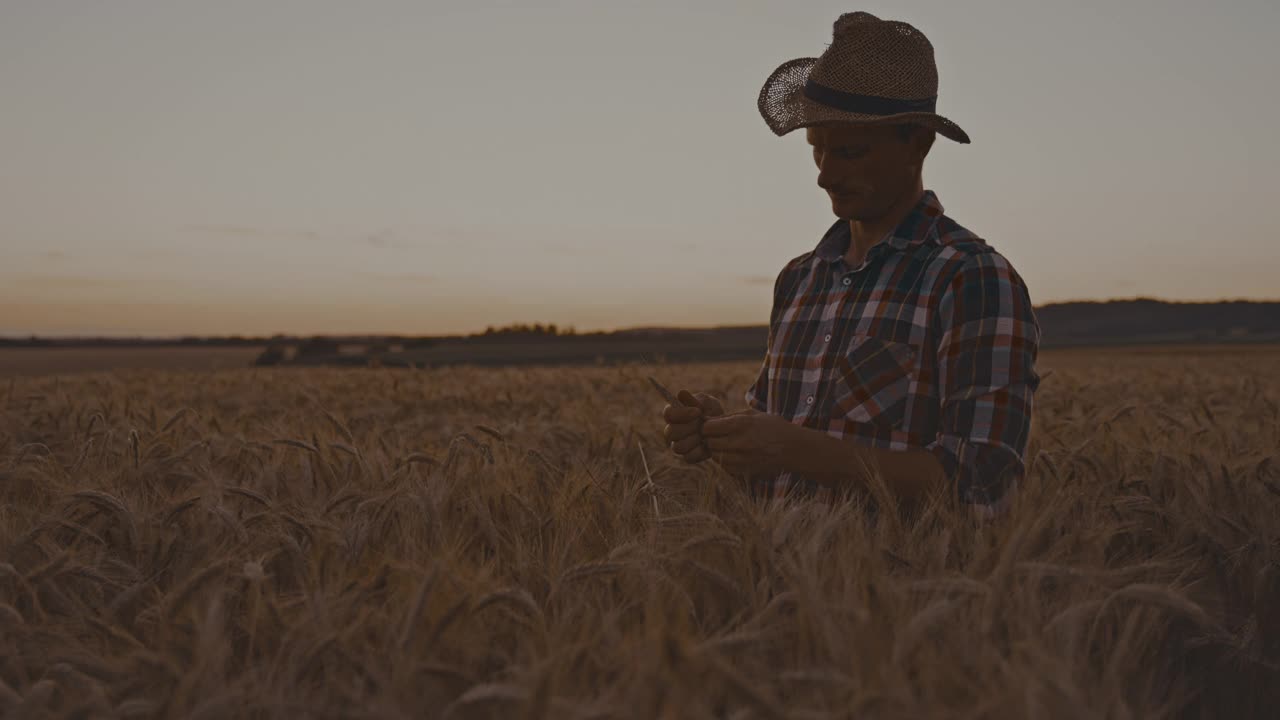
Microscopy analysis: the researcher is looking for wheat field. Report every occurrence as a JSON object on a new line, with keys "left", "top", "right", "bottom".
{"left": 2, "top": 346, "right": 1278, "bottom": 719}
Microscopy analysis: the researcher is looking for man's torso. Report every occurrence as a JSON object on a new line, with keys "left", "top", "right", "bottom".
{"left": 745, "top": 190, "right": 1037, "bottom": 502}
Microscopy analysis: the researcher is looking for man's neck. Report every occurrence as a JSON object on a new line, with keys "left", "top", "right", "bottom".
{"left": 844, "top": 179, "right": 925, "bottom": 267}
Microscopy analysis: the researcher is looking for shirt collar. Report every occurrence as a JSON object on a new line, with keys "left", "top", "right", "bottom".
{"left": 813, "top": 189, "right": 945, "bottom": 264}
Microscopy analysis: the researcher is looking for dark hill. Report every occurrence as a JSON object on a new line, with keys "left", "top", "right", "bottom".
{"left": 4, "top": 300, "right": 1276, "bottom": 368}
{"left": 1033, "top": 299, "right": 1279, "bottom": 346}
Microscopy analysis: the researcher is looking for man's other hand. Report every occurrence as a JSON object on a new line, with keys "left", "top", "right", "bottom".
{"left": 701, "top": 412, "right": 796, "bottom": 476}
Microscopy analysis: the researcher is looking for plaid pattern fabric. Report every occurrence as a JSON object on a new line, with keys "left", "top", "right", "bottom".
{"left": 744, "top": 190, "right": 1040, "bottom": 513}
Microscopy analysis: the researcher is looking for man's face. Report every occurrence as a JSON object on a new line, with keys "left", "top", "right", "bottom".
{"left": 806, "top": 124, "right": 928, "bottom": 221}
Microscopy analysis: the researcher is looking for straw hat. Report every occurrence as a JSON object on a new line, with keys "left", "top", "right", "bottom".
{"left": 758, "top": 12, "right": 970, "bottom": 144}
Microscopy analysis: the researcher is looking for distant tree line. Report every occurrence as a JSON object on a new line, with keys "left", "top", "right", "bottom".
{"left": 467, "top": 323, "right": 605, "bottom": 342}
{"left": 476, "top": 323, "right": 575, "bottom": 337}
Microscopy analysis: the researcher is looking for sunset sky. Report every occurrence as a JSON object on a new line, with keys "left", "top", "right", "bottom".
{"left": 3, "top": 0, "right": 1277, "bottom": 337}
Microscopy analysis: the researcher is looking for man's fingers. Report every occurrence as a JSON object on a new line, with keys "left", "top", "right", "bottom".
{"left": 671, "top": 434, "right": 702, "bottom": 455}
{"left": 699, "top": 415, "right": 741, "bottom": 437}
{"left": 662, "top": 403, "right": 703, "bottom": 424}
{"left": 693, "top": 392, "right": 725, "bottom": 417}
{"left": 663, "top": 421, "right": 702, "bottom": 444}
{"left": 675, "top": 389, "right": 704, "bottom": 408}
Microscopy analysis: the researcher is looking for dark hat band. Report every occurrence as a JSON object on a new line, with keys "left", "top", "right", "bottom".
{"left": 803, "top": 79, "right": 937, "bottom": 116}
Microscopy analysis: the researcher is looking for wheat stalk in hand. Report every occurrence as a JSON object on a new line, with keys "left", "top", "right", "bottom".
{"left": 647, "top": 375, "right": 735, "bottom": 478}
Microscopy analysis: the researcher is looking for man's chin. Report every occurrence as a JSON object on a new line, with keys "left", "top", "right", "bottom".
{"left": 831, "top": 199, "right": 865, "bottom": 220}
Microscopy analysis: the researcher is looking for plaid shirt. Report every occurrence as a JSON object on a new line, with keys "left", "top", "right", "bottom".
{"left": 744, "top": 190, "right": 1040, "bottom": 513}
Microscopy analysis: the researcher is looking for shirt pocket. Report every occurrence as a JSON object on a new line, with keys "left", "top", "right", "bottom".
{"left": 827, "top": 335, "right": 917, "bottom": 429}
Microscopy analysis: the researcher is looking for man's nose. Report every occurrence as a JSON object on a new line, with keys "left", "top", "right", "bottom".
{"left": 814, "top": 153, "right": 838, "bottom": 190}
{"left": 817, "top": 165, "right": 842, "bottom": 192}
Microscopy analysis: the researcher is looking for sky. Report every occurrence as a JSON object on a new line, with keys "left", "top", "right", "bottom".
{"left": 2, "top": 0, "right": 1277, "bottom": 337}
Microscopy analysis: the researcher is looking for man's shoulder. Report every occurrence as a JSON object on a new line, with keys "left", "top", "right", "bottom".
{"left": 763, "top": 253, "right": 812, "bottom": 303}
{"left": 772, "top": 241, "right": 829, "bottom": 291}
{"left": 782, "top": 249, "right": 818, "bottom": 272}
{"left": 926, "top": 214, "right": 1037, "bottom": 324}
{"left": 930, "top": 213, "right": 990, "bottom": 256}
{"left": 925, "top": 213, "right": 1025, "bottom": 275}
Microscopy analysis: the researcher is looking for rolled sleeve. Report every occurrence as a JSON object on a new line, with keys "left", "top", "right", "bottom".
{"left": 926, "top": 252, "right": 1040, "bottom": 514}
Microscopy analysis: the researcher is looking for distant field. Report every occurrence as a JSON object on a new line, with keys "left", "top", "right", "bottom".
{"left": 4, "top": 341, "right": 1278, "bottom": 378}
{"left": 1, "top": 346, "right": 1278, "bottom": 716}
{"left": 0, "top": 346, "right": 265, "bottom": 377}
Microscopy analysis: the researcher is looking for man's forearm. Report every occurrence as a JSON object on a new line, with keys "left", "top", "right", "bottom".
{"left": 779, "top": 422, "right": 946, "bottom": 504}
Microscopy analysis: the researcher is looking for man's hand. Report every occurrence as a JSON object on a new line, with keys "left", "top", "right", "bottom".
{"left": 700, "top": 412, "right": 797, "bottom": 475}
{"left": 661, "top": 390, "right": 724, "bottom": 464}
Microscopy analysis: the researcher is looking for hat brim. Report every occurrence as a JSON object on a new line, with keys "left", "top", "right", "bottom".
{"left": 758, "top": 58, "right": 971, "bottom": 144}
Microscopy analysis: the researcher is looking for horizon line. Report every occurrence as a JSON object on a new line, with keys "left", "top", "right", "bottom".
{"left": 4, "top": 295, "right": 1279, "bottom": 342}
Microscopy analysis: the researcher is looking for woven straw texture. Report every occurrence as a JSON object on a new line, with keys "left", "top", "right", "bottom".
{"left": 758, "top": 12, "right": 970, "bottom": 144}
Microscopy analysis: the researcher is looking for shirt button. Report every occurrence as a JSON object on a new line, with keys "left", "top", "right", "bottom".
{"left": 824, "top": 334, "right": 832, "bottom": 343}
{"left": 842, "top": 277, "right": 852, "bottom": 286}
{"left": 806, "top": 395, "right": 814, "bottom": 404}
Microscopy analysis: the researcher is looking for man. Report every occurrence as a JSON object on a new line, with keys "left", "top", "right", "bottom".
{"left": 661, "top": 12, "right": 1040, "bottom": 515}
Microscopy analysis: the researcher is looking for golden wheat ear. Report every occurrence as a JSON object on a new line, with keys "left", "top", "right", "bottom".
{"left": 647, "top": 376, "right": 678, "bottom": 405}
